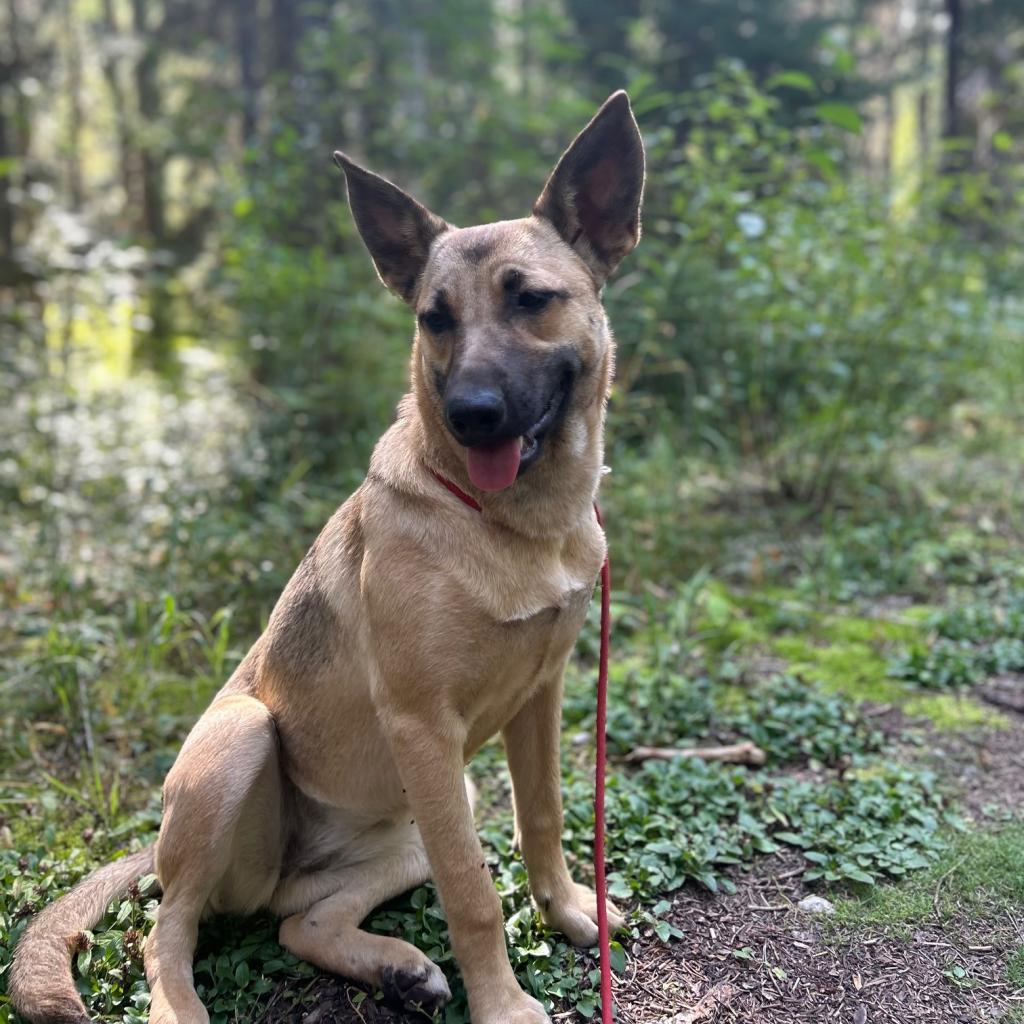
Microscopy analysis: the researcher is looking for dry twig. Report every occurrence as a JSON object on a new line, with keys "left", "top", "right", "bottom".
{"left": 624, "top": 741, "right": 767, "bottom": 766}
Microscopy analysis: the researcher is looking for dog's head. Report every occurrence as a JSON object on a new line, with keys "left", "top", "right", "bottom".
{"left": 334, "top": 92, "right": 644, "bottom": 494}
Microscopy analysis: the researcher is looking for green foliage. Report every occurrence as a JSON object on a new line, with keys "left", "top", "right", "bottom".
{"left": 0, "top": 846, "right": 154, "bottom": 1023}
{"left": 1007, "top": 945, "right": 1024, "bottom": 990}
{"left": 890, "top": 588, "right": 1024, "bottom": 690}
{"left": 612, "top": 66, "right": 1006, "bottom": 503}
{"left": 767, "top": 765, "right": 949, "bottom": 885}
{"left": 931, "top": 590, "right": 1024, "bottom": 644}
{"left": 890, "top": 639, "right": 990, "bottom": 691}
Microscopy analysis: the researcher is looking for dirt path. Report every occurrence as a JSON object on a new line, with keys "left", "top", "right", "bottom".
{"left": 618, "top": 853, "right": 1019, "bottom": 1023}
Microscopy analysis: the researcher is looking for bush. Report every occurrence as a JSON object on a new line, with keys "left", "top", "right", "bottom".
{"left": 609, "top": 67, "right": 998, "bottom": 504}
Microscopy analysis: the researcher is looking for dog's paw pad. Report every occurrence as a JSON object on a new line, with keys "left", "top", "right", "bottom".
{"left": 381, "top": 962, "right": 451, "bottom": 1012}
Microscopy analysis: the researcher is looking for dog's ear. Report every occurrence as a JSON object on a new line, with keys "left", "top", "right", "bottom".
{"left": 533, "top": 91, "right": 645, "bottom": 284}
{"left": 333, "top": 152, "right": 449, "bottom": 303}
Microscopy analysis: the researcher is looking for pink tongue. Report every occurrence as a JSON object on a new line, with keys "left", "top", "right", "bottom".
{"left": 466, "top": 438, "right": 522, "bottom": 492}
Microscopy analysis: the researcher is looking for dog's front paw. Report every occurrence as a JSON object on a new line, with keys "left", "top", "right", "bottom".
{"left": 381, "top": 960, "right": 451, "bottom": 1012}
{"left": 541, "top": 881, "right": 626, "bottom": 948}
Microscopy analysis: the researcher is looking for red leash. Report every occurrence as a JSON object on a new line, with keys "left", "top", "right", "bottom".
{"left": 593, "top": 505, "right": 613, "bottom": 1023}
{"left": 430, "top": 469, "right": 614, "bottom": 1021}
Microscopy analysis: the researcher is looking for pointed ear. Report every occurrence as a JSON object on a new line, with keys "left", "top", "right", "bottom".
{"left": 533, "top": 91, "right": 645, "bottom": 284}
{"left": 333, "top": 152, "right": 450, "bottom": 303}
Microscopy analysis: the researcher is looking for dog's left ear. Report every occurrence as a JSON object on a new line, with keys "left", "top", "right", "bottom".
{"left": 333, "top": 151, "right": 450, "bottom": 304}
{"left": 533, "top": 90, "right": 645, "bottom": 285}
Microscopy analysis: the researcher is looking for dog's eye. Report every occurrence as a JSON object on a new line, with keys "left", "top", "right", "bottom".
{"left": 517, "top": 290, "right": 553, "bottom": 312}
{"left": 419, "top": 309, "right": 456, "bottom": 334}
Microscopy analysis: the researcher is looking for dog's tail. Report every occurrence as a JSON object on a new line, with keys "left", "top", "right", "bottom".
{"left": 9, "top": 846, "right": 157, "bottom": 1024}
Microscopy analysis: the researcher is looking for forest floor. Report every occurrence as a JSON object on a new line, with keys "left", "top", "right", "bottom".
{"left": 2, "top": 365, "right": 1024, "bottom": 1024}
{"left": 249, "top": 588, "right": 1024, "bottom": 1024}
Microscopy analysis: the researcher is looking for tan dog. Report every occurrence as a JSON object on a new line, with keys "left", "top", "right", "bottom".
{"left": 11, "top": 91, "right": 645, "bottom": 1024}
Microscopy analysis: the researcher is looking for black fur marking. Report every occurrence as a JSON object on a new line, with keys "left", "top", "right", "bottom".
{"left": 263, "top": 554, "right": 343, "bottom": 685}
{"left": 419, "top": 292, "right": 457, "bottom": 334}
{"left": 462, "top": 238, "right": 495, "bottom": 264}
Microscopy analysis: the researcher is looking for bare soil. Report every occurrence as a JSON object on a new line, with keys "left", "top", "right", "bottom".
{"left": 617, "top": 851, "right": 1020, "bottom": 1023}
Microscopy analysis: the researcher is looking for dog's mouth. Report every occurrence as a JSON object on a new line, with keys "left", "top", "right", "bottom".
{"left": 465, "top": 382, "right": 570, "bottom": 493}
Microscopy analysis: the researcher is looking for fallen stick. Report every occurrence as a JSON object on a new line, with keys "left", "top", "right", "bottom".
{"left": 623, "top": 741, "right": 767, "bottom": 766}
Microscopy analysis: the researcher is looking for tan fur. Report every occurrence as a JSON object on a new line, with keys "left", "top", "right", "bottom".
{"left": 11, "top": 91, "right": 644, "bottom": 1024}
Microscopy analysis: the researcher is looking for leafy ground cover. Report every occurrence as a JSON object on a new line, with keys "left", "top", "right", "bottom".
{"left": 2, "top": 354, "right": 1024, "bottom": 1023}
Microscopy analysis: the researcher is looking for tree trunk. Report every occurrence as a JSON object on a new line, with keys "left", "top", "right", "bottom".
{"left": 234, "top": 0, "right": 259, "bottom": 143}
{"left": 270, "top": 0, "right": 298, "bottom": 77}
{"left": 0, "top": 99, "right": 13, "bottom": 260}
{"left": 520, "top": 0, "right": 533, "bottom": 101}
{"left": 62, "top": 0, "right": 84, "bottom": 210}
{"left": 944, "top": 0, "right": 962, "bottom": 142}
{"left": 99, "top": 0, "right": 135, "bottom": 223}
{"left": 130, "top": 0, "right": 165, "bottom": 244}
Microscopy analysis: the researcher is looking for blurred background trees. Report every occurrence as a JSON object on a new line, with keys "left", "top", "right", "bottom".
{"left": 0, "top": 0, "right": 1021, "bottom": 558}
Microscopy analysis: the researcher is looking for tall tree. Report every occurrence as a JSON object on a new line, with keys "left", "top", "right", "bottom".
{"left": 233, "top": 0, "right": 259, "bottom": 143}
{"left": 61, "top": 0, "right": 83, "bottom": 210}
{"left": 944, "top": 0, "right": 962, "bottom": 141}
{"left": 130, "top": 0, "right": 166, "bottom": 244}
{"left": 98, "top": 0, "right": 135, "bottom": 225}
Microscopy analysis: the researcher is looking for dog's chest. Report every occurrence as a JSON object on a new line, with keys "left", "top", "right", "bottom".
{"left": 459, "top": 517, "right": 605, "bottom": 624}
{"left": 456, "top": 583, "right": 592, "bottom": 751}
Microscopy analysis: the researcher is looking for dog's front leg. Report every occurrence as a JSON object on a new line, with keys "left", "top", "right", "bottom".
{"left": 503, "top": 674, "right": 625, "bottom": 947}
{"left": 382, "top": 708, "right": 551, "bottom": 1024}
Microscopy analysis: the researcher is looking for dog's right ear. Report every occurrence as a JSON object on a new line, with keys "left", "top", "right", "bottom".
{"left": 333, "top": 152, "right": 449, "bottom": 304}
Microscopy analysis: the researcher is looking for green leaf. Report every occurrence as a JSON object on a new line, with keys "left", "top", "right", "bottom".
{"left": 773, "top": 831, "right": 807, "bottom": 847}
{"left": 816, "top": 103, "right": 862, "bottom": 134}
{"left": 766, "top": 71, "right": 816, "bottom": 93}
{"left": 609, "top": 940, "right": 627, "bottom": 974}
{"left": 840, "top": 865, "right": 876, "bottom": 885}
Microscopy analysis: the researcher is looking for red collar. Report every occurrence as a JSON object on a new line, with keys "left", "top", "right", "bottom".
{"left": 427, "top": 468, "right": 482, "bottom": 512}
{"left": 429, "top": 466, "right": 605, "bottom": 525}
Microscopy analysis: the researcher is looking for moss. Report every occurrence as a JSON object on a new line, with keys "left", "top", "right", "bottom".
{"left": 902, "top": 693, "right": 1008, "bottom": 730}
{"left": 902, "top": 604, "right": 940, "bottom": 623}
{"left": 830, "top": 823, "right": 1024, "bottom": 934}
{"left": 773, "top": 634, "right": 901, "bottom": 700}
{"left": 819, "top": 613, "right": 919, "bottom": 647}
{"left": 765, "top": 608, "right": 1009, "bottom": 730}
{"left": 1007, "top": 945, "right": 1024, "bottom": 990}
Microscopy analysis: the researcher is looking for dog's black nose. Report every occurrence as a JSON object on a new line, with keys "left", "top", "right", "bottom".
{"left": 444, "top": 389, "right": 507, "bottom": 445}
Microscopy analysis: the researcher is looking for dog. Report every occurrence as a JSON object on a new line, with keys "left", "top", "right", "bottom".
{"left": 10, "top": 90, "right": 645, "bottom": 1024}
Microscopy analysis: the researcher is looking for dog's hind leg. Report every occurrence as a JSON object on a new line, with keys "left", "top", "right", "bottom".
{"left": 276, "top": 822, "right": 451, "bottom": 1012}
{"left": 146, "top": 695, "right": 282, "bottom": 1024}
